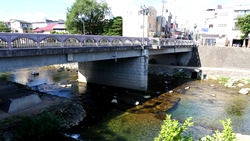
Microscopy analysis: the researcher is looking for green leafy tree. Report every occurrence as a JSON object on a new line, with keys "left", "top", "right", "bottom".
{"left": 236, "top": 14, "right": 250, "bottom": 39}
{"left": 65, "top": 0, "right": 109, "bottom": 35}
{"left": 103, "top": 16, "right": 122, "bottom": 36}
{"left": 0, "top": 21, "right": 10, "bottom": 32}
{"left": 154, "top": 115, "right": 193, "bottom": 141}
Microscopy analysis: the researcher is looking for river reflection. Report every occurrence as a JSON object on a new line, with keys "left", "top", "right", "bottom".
{"left": 4, "top": 66, "right": 250, "bottom": 140}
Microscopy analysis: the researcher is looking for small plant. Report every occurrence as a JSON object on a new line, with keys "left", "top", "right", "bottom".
{"left": 15, "top": 111, "right": 63, "bottom": 141}
{"left": 0, "top": 73, "right": 14, "bottom": 81}
{"left": 154, "top": 115, "right": 194, "bottom": 141}
{"left": 203, "top": 119, "right": 236, "bottom": 141}
{"left": 217, "top": 76, "right": 230, "bottom": 84}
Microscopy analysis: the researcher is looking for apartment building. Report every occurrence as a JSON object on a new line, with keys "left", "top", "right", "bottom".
{"left": 9, "top": 19, "right": 32, "bottom": 33}
{"left": 123, "top": 6, "right": 157, "bottom": 38}
{"left": 201, "top": 5, "right": 250, "bottom": 47}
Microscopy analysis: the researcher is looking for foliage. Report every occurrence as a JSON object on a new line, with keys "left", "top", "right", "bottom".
{"left": 154, "top": 115, "right": 194, "bottom": 141}
{"left": 0, "top": 73, "right": 14, "bottom": 81}
{"left": 203, "top": 119, "right": 236, "bottom": 141}
{"left": 50, "top": 30, "right": 67, "bottom": 34}
{"left": 0, "top": 21, "right": 10, "bottom": 32}
{"left": 103, "top": 16, "right": 122, "bottom": 36}
{"left": 15, "top": 111, "right": 62, "bottom": 141}
{"left": 217, "top": 76, "right": 230, "bottom": 84}
{"left": 65, "top": 0, "right": 110, "bottom": 35}
{"left": 236, "top": 14, "right": 250, "bottom": 39}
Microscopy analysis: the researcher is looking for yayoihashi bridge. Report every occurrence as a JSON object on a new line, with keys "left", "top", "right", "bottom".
{"left": 0, "top": 33, "right": 195, "bottom": 91}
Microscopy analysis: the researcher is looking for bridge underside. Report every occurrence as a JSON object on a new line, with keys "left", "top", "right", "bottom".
{"left": 78, "top": 56, "right": 148, "bottom": 91}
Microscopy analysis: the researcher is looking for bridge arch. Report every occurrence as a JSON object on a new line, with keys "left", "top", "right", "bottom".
{"left": 98, "top": 38, "right": 111, "bottom": 46}
{"left": 82, "top": 38, "right": 97, "bottom": 46}
{"left": 123, "top": 39, "right": 133, "bottom": 46}
{"left": 39, "top": 37, "right": 61, "bottom": 47}
{"left": 64, "top": 37, "right": 81, "bottom": 47}
{"left": 111, "top": 38, "right": 123, "bottom": 46}
{"left": 0, "top": 38, "right": 8, "bottom": 48}
{"left": 11, "top": 37, "right": 38, "bottom": 48}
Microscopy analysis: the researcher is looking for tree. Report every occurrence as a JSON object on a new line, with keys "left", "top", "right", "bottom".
{"left": 103, "top": 16, "right": 122, "bottom": 36}
{"left": 0, "top": 21, "right": 10, "bottom": 32}
{"left": 236, "top": 14, "right": 250, "bottom": 39}
{"left": 65, "top": 0, "right": 110, "bottom": 35}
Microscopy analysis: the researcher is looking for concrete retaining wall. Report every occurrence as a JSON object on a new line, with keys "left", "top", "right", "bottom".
{"left": 78, "top": 56, "right": 148, "bottom": 91}
{"left": 196, "top": 46, "right": 250, "bottom": 69}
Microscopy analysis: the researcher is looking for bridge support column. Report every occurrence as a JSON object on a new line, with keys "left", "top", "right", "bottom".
{"left": 78, "top": 56, "right": 148, "bottom": 91}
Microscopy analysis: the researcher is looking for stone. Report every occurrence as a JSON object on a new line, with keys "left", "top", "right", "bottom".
{"left": 134, "top": 101, "right": 139, "bottom": 105}
{"left": 211, "top": 94, "right": 216, "bottom": 97}
{"left": 185, "top": 87, "right": 190, "bottom": 90}
{"left": 143, "top": 95, "right": 151, "bottom": 99}
{"left": 111, "top": 99, "right": 118, "bottom": 103}
{"left": 237, "top": 83, "right": 244, "bottom": 87}
{"left": 169, "top": 90, "right": 173, "bottom": 93}
{"left": 239, "top": 88, "right": 250, "bottom": 95}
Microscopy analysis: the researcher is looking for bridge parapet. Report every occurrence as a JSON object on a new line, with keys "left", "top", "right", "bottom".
{"left": 0, "top": 33, "right": 194, "bottom": 49}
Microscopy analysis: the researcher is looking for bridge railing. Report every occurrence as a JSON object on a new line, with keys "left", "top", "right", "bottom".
{"left": 0, "top": 33, "right": 194, "bottom": 49}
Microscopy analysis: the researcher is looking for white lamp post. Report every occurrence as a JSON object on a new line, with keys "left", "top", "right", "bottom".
{"left": 139, "top": 5, "right": 149, "bottom": 46}
{"left": 193, "top": 23, "right": 197, "bottom": 41}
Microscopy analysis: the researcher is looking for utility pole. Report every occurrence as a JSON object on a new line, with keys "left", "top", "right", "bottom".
{"left": 160, "top": 0, "right": 166, "bottom": 39}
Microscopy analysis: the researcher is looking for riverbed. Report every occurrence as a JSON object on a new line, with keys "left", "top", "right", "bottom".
{"left": 2, "top": 65, "right": 250, "bottom": 140}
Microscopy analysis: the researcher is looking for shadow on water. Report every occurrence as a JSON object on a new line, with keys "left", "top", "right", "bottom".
{"left": 67, "top": 74, "right": 199, "bottom": 141}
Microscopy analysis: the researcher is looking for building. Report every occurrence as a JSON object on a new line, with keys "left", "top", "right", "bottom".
{"left": 123, "top": 6, "right": 157, "bottom": 38}
{"left": 33, "top": 19, "right": 66, "bottom": 34}
{"left": 8, "top": 19, "right": 32, "bottom": 33}
{"left": 200, "top": 5, "right": 250, "bottom": 47}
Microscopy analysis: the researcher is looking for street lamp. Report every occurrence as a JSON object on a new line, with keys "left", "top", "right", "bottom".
{"left": 193, "top": 23, "right": 197, "bottom": 41}
{"left": 139, "top": 5, "right": 149, "bottom": 46}
{"left": 78, "top": 14, "right": 87, "bottom": 34}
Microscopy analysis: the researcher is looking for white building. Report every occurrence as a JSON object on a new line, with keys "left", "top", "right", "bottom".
{"left": 123, "top": 6, "right": 157, "bottom": 38}
{"left": 200, "top": 5, "right": 250, "bottom": 47}
{"left": 9, "top": 19, "right": 32, "bottom": 33}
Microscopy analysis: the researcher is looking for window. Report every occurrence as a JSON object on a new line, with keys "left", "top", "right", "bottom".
{"left": 209, "top": 24, "right": 213, "bottom": 28}
{"left": 149, "top": 23, "right": 151, "bottom": 28}
{"left": 218, "top": 24, "right": 227, "bottom": 27}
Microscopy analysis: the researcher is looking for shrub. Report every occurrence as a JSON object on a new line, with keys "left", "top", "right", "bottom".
{"left": 154, "top": 115, "right": 194, "bottom": 141}
{"left": 15, "top": 111, "right": 63, "bottom": 141}
{"left": 202, "top": 119, "right": 236, "bottom": 141}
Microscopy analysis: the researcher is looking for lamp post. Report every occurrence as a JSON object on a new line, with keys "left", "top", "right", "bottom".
{"left": 193, "top": 23, "right": 197, "bottom": 41}
{"left": 139, "top": 5, "right": 149, "bottom": 46}
{"left": 78, "top": 14, "right": 86, "bottom": 34}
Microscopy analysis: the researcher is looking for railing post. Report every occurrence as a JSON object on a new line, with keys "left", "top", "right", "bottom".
{"left": 7, "top": 34, "right": 11, "bottom": 49}
{"left": 37, "top": 36, "right": 40, "bottom": 48}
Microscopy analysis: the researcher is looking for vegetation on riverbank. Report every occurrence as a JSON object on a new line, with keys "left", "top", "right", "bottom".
{"left": 155, "top": 115, "right": 236, "bottom": 141}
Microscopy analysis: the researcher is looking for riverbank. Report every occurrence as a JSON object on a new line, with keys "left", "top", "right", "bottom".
{"left": 0, "top": 80, "right": 86, "bottom": 140}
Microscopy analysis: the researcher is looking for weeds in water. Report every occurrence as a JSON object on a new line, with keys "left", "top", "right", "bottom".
{"left": 217, "top": 76, "right": 230, "bottom": 84}
{"left": 0, "top": 73, "right": 14, "bottom": 81}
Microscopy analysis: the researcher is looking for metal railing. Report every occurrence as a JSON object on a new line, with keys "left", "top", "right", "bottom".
{"left": 0, "top": 33, "right": 194, "bottom": 49}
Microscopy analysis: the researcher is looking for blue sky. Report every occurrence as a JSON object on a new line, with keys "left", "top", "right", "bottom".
{"left": 1, "top": 0, "right": 250, "bottom": 27}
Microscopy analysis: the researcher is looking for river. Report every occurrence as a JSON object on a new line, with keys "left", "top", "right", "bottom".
{"left": 2, "top": 65, "right": 250, "bottom": 140}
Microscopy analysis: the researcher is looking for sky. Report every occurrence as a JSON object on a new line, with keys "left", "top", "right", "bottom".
{"left": 0, "top": 0, "right": 250, "bottom": 27}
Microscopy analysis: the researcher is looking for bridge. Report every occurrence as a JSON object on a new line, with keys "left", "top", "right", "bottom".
{"left": 0, "top": 33, "right": 195, "bottom": 91}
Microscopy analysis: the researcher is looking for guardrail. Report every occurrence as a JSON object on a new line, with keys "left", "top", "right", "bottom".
{"left": 0, "top": 33, "right": 194, "bottom": 49}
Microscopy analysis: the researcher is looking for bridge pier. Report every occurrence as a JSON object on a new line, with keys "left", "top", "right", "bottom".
{"left": 78, "top": 56, "right": 148, "bottom": 91}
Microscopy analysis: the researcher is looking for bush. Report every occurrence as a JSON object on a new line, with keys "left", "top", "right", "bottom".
{"left": 15, "top": 111, "right": 63, "bottom": 141}
{"left": 154, "top": 115, "right": 194, "bottom": 141}
{"left": 203, "top": 119, "right": 236, "bottom": 141}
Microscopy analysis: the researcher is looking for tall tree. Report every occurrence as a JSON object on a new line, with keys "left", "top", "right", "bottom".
{"left": 0, "top": 21, "right": 10, "bottom": 32}
{"left": 65, "top": 0, "right": 109, "bottom": 35}
{"left": 103, "top": 16, "right": 122, "bottom": 36}
{"left": 236, "top": 14, "right": 250, "bottom": 39}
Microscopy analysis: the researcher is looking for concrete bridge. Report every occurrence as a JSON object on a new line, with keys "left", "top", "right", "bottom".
{"left": 0, "top": 33, "right": 194, "bottom": 91}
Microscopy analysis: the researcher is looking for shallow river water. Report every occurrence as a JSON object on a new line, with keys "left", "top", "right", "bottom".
{"left": 3, "top": 66, "right": 250, "bottom": 140}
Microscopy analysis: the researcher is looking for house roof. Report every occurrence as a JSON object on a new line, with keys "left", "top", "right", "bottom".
{"left": 53, "top": 24, "right": 66, "bottom": 30}
{"left": 10, "top": 19, "right": 31, "bottom": 24}
{"left": 34, "top": 24, "right": 56, "bottom": 32}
